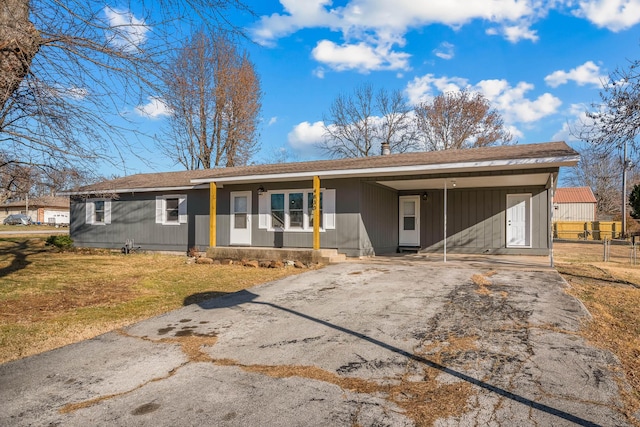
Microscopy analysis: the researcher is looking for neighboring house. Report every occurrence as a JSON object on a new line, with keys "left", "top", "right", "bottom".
{"left": 553, "top": 187, "right": 597, "bottom": 222}
{"left": 65, "top": 141, "right": 579, "bottom": 257}
{"left": 1, "top": 196, "right": 70, "bottom": 225}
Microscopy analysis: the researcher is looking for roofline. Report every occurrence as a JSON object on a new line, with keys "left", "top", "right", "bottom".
{"left": 59, "top": 184, "right": 209, "bottom": 196}
{"left": 191, "top": 155, "right": 580, "bottom": 185}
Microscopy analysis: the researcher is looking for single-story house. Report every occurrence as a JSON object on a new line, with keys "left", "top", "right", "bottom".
{"left": 65, "top": 141, "right": 579, "bottom": 257}
{"left": 1, "top": 196, "right": 70, "bottom": 225}
{"left": 553, "top": 187, "right": 597, "bottom": 222}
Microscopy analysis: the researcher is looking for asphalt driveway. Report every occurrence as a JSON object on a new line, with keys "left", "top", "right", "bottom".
{"left": 0, "top": 259, "right": 633, "bottom": 426}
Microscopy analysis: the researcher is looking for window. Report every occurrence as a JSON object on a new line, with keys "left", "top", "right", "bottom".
{"left": 165, "top": 198, "right": 179, "bottom": 223}
{"left": 271, "top": 193, "right": 284, "bottom": 228}
{"left": 85, "top": 198, "right": 111, "bottom": 225}
{"left": 233, "top": 195, "right": 248, "bottom": 229}
{"left": 289, "top": 193, "right": 303, "bottom": 228}
{"left": 258, "top": 188, "right": 335, "bottom": 231}
{"left": 95, "top": 200, "right": 105, "bottom": 223}
{"left": 156, "top": 195, "right": 187, "bottom": 225}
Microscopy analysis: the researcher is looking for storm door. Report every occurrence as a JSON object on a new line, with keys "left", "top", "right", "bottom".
{"left": 230, "top": 191, "right": 252, "bottom": 245}
{"left": 399, "top": 196, "right": 420, "bottom": 246}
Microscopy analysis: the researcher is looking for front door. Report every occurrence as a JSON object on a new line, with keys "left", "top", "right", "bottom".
{"left": 506, "top": 194, "right": 531, "bottom": 247}
{"left": 399, "top": 196, "right": 420, "bottom": 246}
{"left": 230, "top": 191, "right": 251, "bottom": 245}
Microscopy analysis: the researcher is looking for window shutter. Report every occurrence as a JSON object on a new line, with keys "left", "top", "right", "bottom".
{"left": 104, "top": 199, "right": 112, "bottom": 224}
{"left": 155, "top": 197, "right": 163, "bottom": 224}
{"left": 258, "top": 192, "right": 270, "bottom": 229}
{"left": 178, "top": 195, "right": 188, "bottom": 224}
{"left": 324, "top": 189, "right": 336, "bottom": 230}
{"left": 86, "top": 200, "right": 94, "bottom": 224}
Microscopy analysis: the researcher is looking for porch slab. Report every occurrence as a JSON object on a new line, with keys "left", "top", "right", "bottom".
{"left": 205, "top": 247, "right": 345, "bottom": 264}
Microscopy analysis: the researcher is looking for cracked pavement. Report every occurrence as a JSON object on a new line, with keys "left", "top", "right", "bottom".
{"left": 0, "top": 260, "right": 634, "bottom": 426}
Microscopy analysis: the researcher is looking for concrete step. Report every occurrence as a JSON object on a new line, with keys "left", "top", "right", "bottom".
{"left": 324, "top": 254, "right": 347, "bottom": 264}
{"left": 312, "top": 248, "right": 347, "bottom": 264}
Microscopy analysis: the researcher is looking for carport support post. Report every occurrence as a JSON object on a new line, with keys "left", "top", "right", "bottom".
{"left": 549, "top": 175, "right": 554, "bottom": 268}
{"left": 209, "top": 182, "right": 217, "bottom": 248}
{"left": 444, "top": 180, "right": 447, "bottom": 263}
{"left": 313, "top": 175, "right": 320, "bottom": 250}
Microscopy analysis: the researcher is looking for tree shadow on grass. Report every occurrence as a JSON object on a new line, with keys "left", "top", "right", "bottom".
{"left": 0, "top": 239, "right": 48, "bottom": 279}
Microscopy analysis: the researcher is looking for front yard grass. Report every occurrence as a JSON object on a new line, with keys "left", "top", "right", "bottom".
{"left": 0, "top": 236, "right": 304, "bottom": 364}
{"left": 555, "top": 242, "right": 640, "bottom": 424}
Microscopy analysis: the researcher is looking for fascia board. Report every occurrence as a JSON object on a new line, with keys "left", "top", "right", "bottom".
{"left": 59, "top": 184, "right": 209, "bottom": 196}
{"left": 191, "top": 155, "right": 580, "bottom": 185}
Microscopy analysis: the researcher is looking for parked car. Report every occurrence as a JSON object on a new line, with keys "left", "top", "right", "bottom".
{"left": 3, "top": 214, "right": 32, "bottom": 225}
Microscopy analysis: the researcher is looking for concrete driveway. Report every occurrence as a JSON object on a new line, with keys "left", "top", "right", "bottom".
{"left": 0, "top": 259, "right": 633, "bottom": 426}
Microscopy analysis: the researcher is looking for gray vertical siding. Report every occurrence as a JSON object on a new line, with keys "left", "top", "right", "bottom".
{"left": 70, "top": 175, "right": 552, "bottom": 256}
{"left": 71, "top": 190, "right": 210, "bottom": 252}
{"left": 216, "top": 179, "right": 361, "bottom": 256}
{"left": 419, "top": 186, "right": 549, "bottom": 254}
{"left": 359, "top": 182, "right": 398, "bottom": 255}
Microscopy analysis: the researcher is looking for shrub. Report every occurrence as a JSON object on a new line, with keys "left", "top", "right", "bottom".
{"left": 46, "top": 234, "right": 74, "bottom": 250}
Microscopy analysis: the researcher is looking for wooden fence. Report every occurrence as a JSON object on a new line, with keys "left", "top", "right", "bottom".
{"left": 553, "top": 221, "right": 622, "bottom": 240}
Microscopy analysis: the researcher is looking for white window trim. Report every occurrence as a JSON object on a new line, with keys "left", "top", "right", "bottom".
{"left": 156, "top": 195, "right": 187, "bottom": 225}
{"left": 85, "top": 198, "right": 111, "bottom": 225}
{"left": 258, "top": 188, "right": 335, "bottom": 232}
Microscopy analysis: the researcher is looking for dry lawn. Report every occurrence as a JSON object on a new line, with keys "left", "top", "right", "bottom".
{"left": 554, "top": 242, "right": 640, "bottom": 424}
{"left": 0, "top": 236, "right": 304, "bottom": 364}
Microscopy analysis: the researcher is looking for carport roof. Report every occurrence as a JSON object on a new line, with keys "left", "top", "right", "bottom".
{"left": 66, "top": 141, "right": 578, "bottom": 194}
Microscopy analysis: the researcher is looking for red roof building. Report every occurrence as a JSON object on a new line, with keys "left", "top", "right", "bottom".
{"left": 553, "top": 187, "right": 597, "bottom": 221}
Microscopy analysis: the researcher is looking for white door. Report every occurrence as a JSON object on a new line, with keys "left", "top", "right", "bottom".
{"left": 230, "top": 191, "right": 252, "bottom": 245}
{"left": 506, "top": 194, "right": 531, "bottom": 247}
{"left": 399, "top": 196, "right": 420, "bottom": 246}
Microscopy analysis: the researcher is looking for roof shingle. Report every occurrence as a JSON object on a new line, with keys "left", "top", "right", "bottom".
{"left": 73, "top": 141, "right": 578, "bottom": 193}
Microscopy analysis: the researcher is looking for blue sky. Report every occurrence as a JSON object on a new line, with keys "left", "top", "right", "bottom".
{"left": 118, "top": 0, "right": 640, "bottom": 175}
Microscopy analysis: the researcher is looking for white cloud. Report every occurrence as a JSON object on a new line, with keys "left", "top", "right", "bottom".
{"left": 251, "top": 1, "right": 640, "bottom": 73}
{"left": 405, "top": 73, "right": 562, "bottom": 125}
{"left": 574, "top": 0, "right": 640, "bottom": 31}
{"left": 311, "top": 39, "right": 410, "bottom": 72}
{"left": 251, "top": 0, "right": 544, "bottom": 73}
{"left": 104, "top": 7, "right": 149, "bottom": 52}
{"left": 405, "top": 74, "right": 469, "bottom": 105}
{"left": 544, "top": 61, "right": 607, "bottom": 88}
{"left": 313, "top": 67, "right": 326, "bottom": 79}
{"left": 433, "top": 42, "right": 455, "bottom": 60}
{"left": 551, "top": 104, "right": 594, "bottom": 142}
{"left": 501, "top": 24, "right": 539, "bottom": 42}
{"left": 287, "top": 121, "right": 326, "bottom": 150}
{"left": 135, "top": 96, "right": 170, "bottom": 118}
{"left": 268, "top": 116, "right": 278, "bottom": 126}
{"left": 251, "top": 0, "right": 339, "bottom": 47}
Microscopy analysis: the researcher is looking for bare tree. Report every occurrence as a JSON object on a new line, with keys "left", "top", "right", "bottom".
{"left": 565, "top": 144, "right": 640, "bottom": 219}
{"left": 320, "top": 83, "right": 417, "bottom": 158}
{"left": 0, "top": 0, "right": 251, "bottom": 177}
{"left": 160, "top": 31, "right": 261, "bottom": 169}
{"left": 580, "top": 59, "right": 640, "bottom": 152}
{"left": 0, "top": 155, "right": 32, "bottom": 204}
{"left": 1, "top": 151, "right": 88, "bottom": 203}
{"left": 414, "top": 90, "right": 512, "bottom": 151}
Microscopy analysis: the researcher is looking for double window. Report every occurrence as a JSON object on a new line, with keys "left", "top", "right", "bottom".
{"left": 85, "top": 198, "right": 111, "bottom": 225}
{"left": 156, "top": 195, "right": 187, "bottom": 225}
{"left": 258, "top": 189, "right": 334, "bottom": 231}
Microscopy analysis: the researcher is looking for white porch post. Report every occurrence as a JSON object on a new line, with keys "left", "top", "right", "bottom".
{"left": 444, "top": 179, "right": 447, "bottom": 263}
{"left": 549, "top": 175, "right": 554, "bottom": 268}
